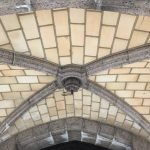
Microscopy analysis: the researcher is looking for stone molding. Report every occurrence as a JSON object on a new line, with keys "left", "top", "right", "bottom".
{"left": 0, "top": 117, "right": 150, "bottom": 150}
{"left": 0, "top": 48, "right": 59, "bottom": 76}
{"left": 85, "top": 44, "right": 150, "bottom": 75}
{"left": 0, "top": 0, "right": 150, "bottom": 16}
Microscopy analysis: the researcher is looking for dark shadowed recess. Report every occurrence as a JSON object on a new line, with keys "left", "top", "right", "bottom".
{"left": 42, "top": 141, "right": 110, "bottom": 150}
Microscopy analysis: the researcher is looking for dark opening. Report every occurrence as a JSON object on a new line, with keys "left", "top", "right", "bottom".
{"left": 41, "top": 141, "right": 110, "bottom": 150}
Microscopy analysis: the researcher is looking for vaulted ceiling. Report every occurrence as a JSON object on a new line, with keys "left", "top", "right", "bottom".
{"left": 0, "top": 0, "right": 150, "bottom": 150}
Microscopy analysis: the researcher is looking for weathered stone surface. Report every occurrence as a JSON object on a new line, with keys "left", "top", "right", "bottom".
{"left": 99, "top": 124, "right": 115, "bottom": 140}
{"left": 82, "top": 119, "right": 99, "bottom": 134}
{"left": 66, "top": 117, "right": 83, "bottom": 131}
{"left": 0, "top": 0, "right": 150, "bottom": 16}
{"left": 115, "top": 128, "right": 132, "bottom": 146}
{"left": 1, "top": 118, "right": 150, "bottom": 150}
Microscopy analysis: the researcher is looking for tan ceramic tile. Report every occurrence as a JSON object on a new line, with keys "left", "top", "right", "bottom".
{"left": 125, "top": 98, "right": 143, "bottom": 106}
{"left": 40, "top": 26, "right": 56, "bottom": 48}
{"left": 138, "top": 75, "right": 150, "bottom": 82}
{"left": 45, "top": 48, "right": 59, "bottom": 64}
{"left": 71, "top": 24, "right": 84, "bottom": 46}
{"left": 112, "top": 39, "right": 128, "bottom": 53}
{"left": 86, "top": 11, "right": 101, "bottom": 36}
{"left": 135, "top": 91, "right": 150, "bottom": 98}
{"left": 53, "top": 10, "right": 69, "bottom": 36}
{"left": 31, "top": 111, "right": 41, "bottom": 121}
{"left": 116, "top": 113, "right": 125, "bottom": 123}
{"left": 58, "top": 110, "right": 66, "bottom": 118}
{"left": 21, "top": 91, "right": 35, "bottom": 99}
{"left": 38, "top": 105, "right": 48, "bottom": 114}
{"left": 56, "top": 101, "right": 65, "bottom": 110}
{"left": 65, "top": 95, "right": 73, "bottom": 104}
{"left": 83, "top": 96, "right": 91, "bottom": 105}
{"left": 96, "top": 75, "right": 116, "bottom": 82}
{"left": 28, "top": 39, "right": 44, "bottom": 58}
{"left": 17, "top": 76, "right": 38, "bottom": 83}
{"left": 83, "top": 105, "right": 90, "bottom": 115}
{"left": 38, "top": 76, "right": 55, "bottom": 83}
{"left": 126, "top": 83, "right": 146, "bottom": 90}
{"left": 19, "top": 14, "right": 39, "bottom": 39}
{"left": 25, "top": 70, "right": 46, "bottom": 75}
{"left": 57, "top": 36, "right": 70, "bottom": 56}
{"left": 101, "top": 99, "right": 109, "bottom": 109}
{"left": 129, "top": 31, "right": 148, "bottom": 48}
{"left": 134, "top": 107, "right": 150, "bottom": 114}
{"left": 0, "top": 109, "right": 7, "bottom": 117}
{"left": 0, "top": 23, "right": 9, "bottom": 45}
{"left": 2, "top": 70, "right": 24, "bottom": 76}
{"left": 36, "top": 10, "right": 52, "bottom": 26}
{"left": 60, "top": 57, "right": 71, "bottom": 65}
{"left": 0, "top": 77, "right": 17, "bottom": 84}
{"left": 2, "top": 92, "right": 21, "bottom": 100}
{"left": 131, "top": 68, "right": 150, "bottom": 74}
{"left": 75, "top": 100, "right": 82, "bottom": 109}
{"left": 91, "top": 102, "right": 99, "bottom": 111}
{"left": 46, "top": 98, "right": 55, "bottom": 107}
{"left": 8, "top": 30, "right": 28, "bottom": 52}
{"left": 11, "top": 84, "right": 30, "bottom": 92}
{"left": 116, "top": 14, "right": 136, "bottom": 39}
{"left": 0, "top": 85, "right": 10, "bottom": 92}
{"left": 54, "top": 91, "right": 64, "bottom": 101}
{"left": 136, "top": 16, "right": 150, "bottom": 32}
{"left": 100, "top": 26, "right": 115, "bottom": 48}
{"left": 41, "top": 113, "right": 50, "bottom": 123}
{"left": 106, "top": 83, "right": 125, "bottom": 90}
{"left": 85, "top": 37, "right": 98, "bottom": 56}
{"left": 143, "top": 99, "right": 150, "bottom": 106}
{"left": 49, "top": 107, "right": 57, "bottom": 116}
{"left": 70, "top": 8, "right": 85, "bottom": 23}
{"left": 0, "top": 100, "right": 14, "bottom": 108}
{"left": 109, "top": 68, "right": 131, "bottom": 74}
{"left": 74, "top": 90, "right": 82, "bottom": 99}
{"left": 116, "top": 90, "right": 134, "bottom": 98}
{"left": 99, "top": 108, "right": 107, "bottom": 118}
{"left": 1, "top": 14, "right": 20, "bottom": 30}
{"left": 98, "top": 48, "right": 110, "bottom": 58}
{"left": 103, "top": 11, "right": 119, "bottom": 25}
{"left": 117, "top": 75, "right": 138, "bottom": 82}
{"left": 72, "top": 47, "right": 84, "bottom": 65}
{"left": 92, "top": 94, "right": 100, "bottom": 102}
{"left": 108, "top": 106, "right": 118, "bottom": 116}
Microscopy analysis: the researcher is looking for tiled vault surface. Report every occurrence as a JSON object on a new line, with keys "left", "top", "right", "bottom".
{"left": 0, "top": 8, "right": 150, "bottom": 143}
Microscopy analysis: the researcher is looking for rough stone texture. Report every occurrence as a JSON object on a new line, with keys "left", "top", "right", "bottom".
{"left": 0, "top": 0, "right": 150, "bottom": 16}
{"left": 0, "top": 117, "right": 150, "bottom": 150}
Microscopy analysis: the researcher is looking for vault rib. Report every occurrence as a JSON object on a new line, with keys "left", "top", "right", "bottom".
{"left": 85, "top": 44, "right": 150, "bottom": 75}
{"left": 0, "top": 48, "right": 59, "bottom": 76}
{"left": 0, "top": 81, "right": 58, "bottom": 135}
{"left": 84, "top": 80, "right": 150, "bottom": 134}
